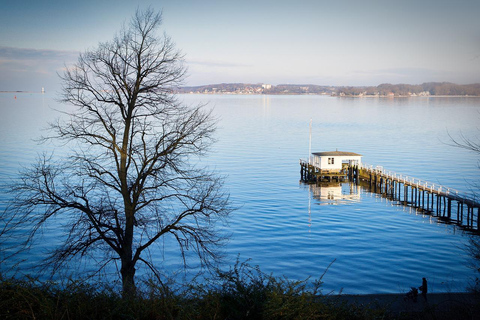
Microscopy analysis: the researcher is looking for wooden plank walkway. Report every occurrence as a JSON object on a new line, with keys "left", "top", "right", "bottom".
{"left": 300, "top": 160, "right": 480, "bottom": 232}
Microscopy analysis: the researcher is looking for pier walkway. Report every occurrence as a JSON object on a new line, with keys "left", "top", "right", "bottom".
{"left": 300, "top": 160, "right": 480, "bottom": 232}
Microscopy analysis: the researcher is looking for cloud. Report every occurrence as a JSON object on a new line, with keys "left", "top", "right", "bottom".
{"left": 0, "top": 46, "right": 79, "bottom": 76}
{"left": 0, "top": 46, "right": 79, "bottom": 91}
{"left": 343, "top": 67, "right": 450, "bottom": 85}
{"left": 0, "top": 46, "right": 79, "bottom": 62}
{"left": 186, "top": 59, "right": 252, "bottom": 68}
{"left": 352, "top": 67, "right": 440, "bottom": 79}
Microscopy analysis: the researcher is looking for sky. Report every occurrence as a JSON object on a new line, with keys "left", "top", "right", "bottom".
{"left": 1, "top": 0, "right": 480, "bottom": 92}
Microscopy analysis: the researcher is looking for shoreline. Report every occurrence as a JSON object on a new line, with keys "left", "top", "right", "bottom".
{"left": 2, "top": 91, "right": 479, "bottom": 98}
{"left": 324, "top": 292, "right": 479, "bottom": 315}
{"left": 176, "top": 92, "right": 480, "bottom": 98}
{"left": 0, "top": 91, "right": 45, "bottom": 94}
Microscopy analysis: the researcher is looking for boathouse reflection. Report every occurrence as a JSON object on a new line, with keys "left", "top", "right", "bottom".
{"left": 308, "top": 182, "right": 360, "bottom": 205}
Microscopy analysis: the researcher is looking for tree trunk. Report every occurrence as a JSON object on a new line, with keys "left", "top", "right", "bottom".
{"left": 121, "top": 202, "right": 136, "bottom": 297}
{"left": 121, "top": 255, "right": 136, "bottom": 298}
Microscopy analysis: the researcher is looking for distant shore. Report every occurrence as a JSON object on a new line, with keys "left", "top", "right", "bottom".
{"left": 177, "top": 92, "right": 480, "bottom": 98}
{"left": 337, "top": 94, "right": 480, "bottom": 98}
{"left": 176, "top": 82, "right": 480, "bottom": 97}
{"left": 0, "top": 91, "right": 45, "bottom": 94}
{"left": 4, "top": 90, "right": 479, "bottom": 98}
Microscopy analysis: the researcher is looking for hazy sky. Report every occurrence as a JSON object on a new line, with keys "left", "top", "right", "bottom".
{"left": 1, "top": 0, "right": 479, "bottom": 91}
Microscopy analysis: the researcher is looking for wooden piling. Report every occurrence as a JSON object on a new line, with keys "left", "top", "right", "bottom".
{"left": 447, "top": 198, "right": 452, "bottom": 219}
{"left": 477, "top": 207, "right": 480, "bottom": 230}
{"left": 426, "top": 192, "right": 430, "bottom": 212}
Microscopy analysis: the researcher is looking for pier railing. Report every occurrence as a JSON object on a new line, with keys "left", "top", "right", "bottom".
{"left": 358, "top": 163, "right": 477, "bottom": 203}
{"left": 300, "top": 159, "right": 479, "bottom": 230}
{"left": 300, "top": 159, "right": 477, "bottom": 203}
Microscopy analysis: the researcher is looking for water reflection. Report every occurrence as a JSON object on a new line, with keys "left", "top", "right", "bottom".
{"left": 306, "top": 180, "right": 467, "bottom": 234}
{"left": 305, "top": 182, "right": 361, "bottom": 231}
{"left": 307, "top": 182, "right": 361, "bottom": 205}
{"left": 2, "top": 94, "right": 477, "bottom": 294}
{"left": 360, "top": 182, "right": 466, "bottom": 234}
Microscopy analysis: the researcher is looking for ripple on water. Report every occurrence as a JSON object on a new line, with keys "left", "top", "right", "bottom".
{"left": 1, "top": 94, "right": 478, "bottom": 294}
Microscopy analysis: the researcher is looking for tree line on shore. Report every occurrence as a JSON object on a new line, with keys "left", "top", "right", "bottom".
{"left": 176, "top": 82, "right": 480, "bottom": 96}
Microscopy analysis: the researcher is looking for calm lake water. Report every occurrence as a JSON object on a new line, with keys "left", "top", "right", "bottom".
{"left": 1, "top": 93, "right": 479, "bottom": 294}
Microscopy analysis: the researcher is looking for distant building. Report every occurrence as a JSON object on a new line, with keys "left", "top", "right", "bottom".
{"left": 262, "top": 84, "right": 272, "bottom": 90}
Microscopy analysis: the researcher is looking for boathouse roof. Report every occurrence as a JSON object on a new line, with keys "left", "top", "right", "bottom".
{"left": 312, "top": 151, "right": 362, "bottom": 157}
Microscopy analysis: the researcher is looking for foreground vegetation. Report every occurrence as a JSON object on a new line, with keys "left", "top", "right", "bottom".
{"left": 2, "top": 260, "right": 479, "bottom": 320}
{"left": 0, "top": 278, "right": 381, "bottom": 319}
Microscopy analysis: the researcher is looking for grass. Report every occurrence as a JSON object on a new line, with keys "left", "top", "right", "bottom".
{"left": 1, "top": 261, "right": 478, "bottom": 319}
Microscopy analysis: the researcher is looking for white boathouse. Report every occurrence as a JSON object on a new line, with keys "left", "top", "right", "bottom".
{"left": 310, "top": 151, "right": 362, "bottom": 172}
{"left": 301, "top": 150, "right": 363, "bottom": 182}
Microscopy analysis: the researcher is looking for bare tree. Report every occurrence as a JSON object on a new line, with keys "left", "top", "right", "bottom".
{"left": 4, "top": 8, "right": 230, "bottom": 296}
{"left": 450, "top": 129, "right": 480, "bottom": 291}
{"left": 449, "top": 130, "right": 480, "bottom": 190}
{"left": 449, "top": 132, "right": 480, "bottom": 154}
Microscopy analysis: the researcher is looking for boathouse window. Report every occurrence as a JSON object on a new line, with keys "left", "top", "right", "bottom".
{"left": 328, "top": 157, "right": 334, "bottom": 165}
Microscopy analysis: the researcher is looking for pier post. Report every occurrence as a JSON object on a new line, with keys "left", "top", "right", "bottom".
{"left": 447, "top": 198, "right": 452, "bottom": 219}
{"left": 467, "top": 206, "right": 471, "bottom": 228}
{"left": 411, "top": 186, "right": 414, "bottom": 206}
{"left": 427, "top": 191, "right": 430, "bottom": 211}
{"left": 412, "top": 187, "right": 418, "bottom": 208}
{"left": 436, "top": 195, "right": 440, "bottom": 216}
{"left": 470, "top": 206, "right": 474, "bottom": 228}
{"left": 443, "top": 196, "right": 447, "bottom": 217}
{"left": 460, "top": 202, "right": 464, "bottom": 224}
{"left": 477, "top": 207, "right": 480, "bottom": 231}
{"left": 422, "top": 190, "right": 425, "bottom": 210}
{"left": 457, "top": 201, "right": 461, "bottom": 222}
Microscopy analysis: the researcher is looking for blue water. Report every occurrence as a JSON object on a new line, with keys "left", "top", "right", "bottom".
{"left": 1, "top": 93, "right": 479, "bottom": 294}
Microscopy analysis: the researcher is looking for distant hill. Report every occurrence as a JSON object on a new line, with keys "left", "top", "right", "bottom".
{"left": 336, "top": 82, "right": 480, "bottom": 96}
{"left": 176, "top": 83, "right": 336, "bottom": 95}
{"left": 175, "top": 82, "right": 480, "bottom": 96}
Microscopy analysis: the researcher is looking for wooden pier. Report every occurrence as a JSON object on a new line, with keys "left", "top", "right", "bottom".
{"left": 300, "top": 160, "right": 352, "bottom": 183}
{"left": 300, "top": 160, "right": 480, "bottom": 232}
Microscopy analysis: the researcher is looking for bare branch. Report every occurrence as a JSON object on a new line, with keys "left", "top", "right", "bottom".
{"left": 3, "top": 8, "right": 231, "bottom": 297}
